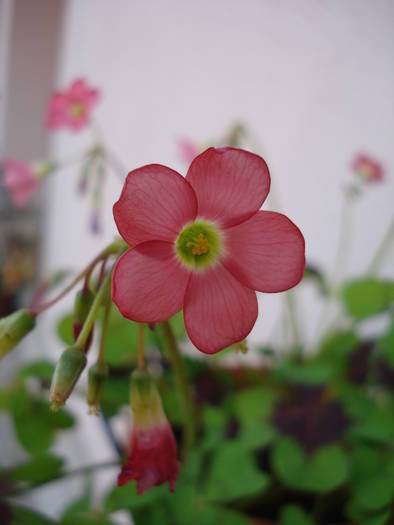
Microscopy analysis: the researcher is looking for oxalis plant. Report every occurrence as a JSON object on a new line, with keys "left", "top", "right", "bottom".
{"left": 0, "top": 79, "right": 393, "bottom": 525}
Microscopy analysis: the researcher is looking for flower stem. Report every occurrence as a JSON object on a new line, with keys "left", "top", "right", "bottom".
{"left": 30, "top": 237, "right": 126, "bottom": 316}
{"left": 313, "top": 186, "right": 355, "bottom": 346}
{"left": 160, "top": 320, "right": 195, "bottom": 461}
{"left": 285, "top": 290, "right": 301, "bottom": 353}
{"left": 98, "top": 291, "right": 112, "bottom": 365}
{"left": 366, "top": 216, "right": 394, "bottom": 275}
{"left": 137, "top": 324, "right": 146, "bottom": 370}
{"left": 76, "top": 270, "right": 112, "bottom": 349}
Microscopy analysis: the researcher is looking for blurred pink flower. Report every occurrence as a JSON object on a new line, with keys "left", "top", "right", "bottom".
{"left": 352, "top": 153, "right": 384, "bottom": 183}
{"left": 46, "top": 79, "right": 100, "bottom": 131}
{"left": 177, "top": 139, "right": 200, "bottom": 165}
{"left": 1, "top": 159, "right": 39, "bottom": 207}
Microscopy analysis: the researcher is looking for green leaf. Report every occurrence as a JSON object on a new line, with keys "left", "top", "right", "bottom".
{"left": 342, "top": 278, "right": 394, "bottom": 321}
{"left": 238, "top": 422, "right": 275, "bottom": 450}
{"left": 56, "top": 314, "right": 74, "bottom": 346}
{"left": 19, "top": 360, "right": 55, "bottom": 382}
{"left": 10, "top": 505, "right": 57, "bottom": 525}
{"left": 232, "top": 386, "right": 276, "bottom": 424}
{"left": 10, "top": 389, "right": 74, "bottom": 454}
{"left": 352, "top": 474, "right": 394, "bottom": 512}
{"left": 346, "top": 501, "right": 392, "bottom": 525}
{"left": 10, "top": 454, "right": 64, "bottom": 484}
{"left": 377, "top": 317, "right": 394, "bottom": 367}
{"left": 104, "top": 482, "right": 168, "bottom": 512}
{"left": 280, "top": 505, "right": 316, "bottom": 525}
{"left": 61, "top": 514, "right": 114, "bottom": 525}
{"left": 204, "top": 442, "right": 270, "bottom": 502}
{"left": 272, "top": 438, "right": 348, "bottom": 493}
{"left": 274, "top": 359, "right": 333, "bottom": 385}
{"left": 319, "top": 330, "right": 359, "bottom": 359}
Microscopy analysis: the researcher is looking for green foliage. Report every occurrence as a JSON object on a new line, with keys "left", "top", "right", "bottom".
{"left": 9, "top": 505, "right": 57, "bottom": 525}
{"left": 272, "top": 438, "right": 348, "bottom": 493}
{"left": 342, "top": 278, "right": 394, "bottom": 321}
{"left": 231, "top": 386, "right": 276, "bottom": 423}
{"left": 105, "top": 451, "right": 252, "bottom": 525}
{"left": 274, "top": 359, "right": 333, "bottom": 385}
{"left": 8, "top": 388, "right": 74, "bottom": 454}
{"left": 203, "top": 442, "right": 270, "bottom": 502}
{"left": 19, "top": 360, "right": 55, "bottom": 382}
{"left": 280, "top": 505, "right": 316, "bottom": 525}
{"left": 9, "top": 454, "right": 64, "bottom": 484}
{"left": 377, "top": 316, "right": 394, "bottom": 366}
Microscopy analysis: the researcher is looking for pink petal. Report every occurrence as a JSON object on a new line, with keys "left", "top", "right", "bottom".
{"left": 112, "top": 241, "right": 190, "bottom": 323}
{"left": 183, "top": 264, "right": 258, "bottom": 354}
{"left": 186, "top": 147, "right": 270, "bottom": 228}
{"left": 113, "top": 164, "right": 197, "bottom": 247}
{"left": 69, "top": 79, "right": 88, "bottom": 97}
{"left": 224, "top": 211, "right": 305, "bottom": 292}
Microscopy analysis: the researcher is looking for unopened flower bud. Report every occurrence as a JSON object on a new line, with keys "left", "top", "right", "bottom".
{"left": 50, "top": 346, "right": 87, "bottom": 411}
{"left": 73, "top": 288, "right": 94, "bottom": 352}
{"left": 232, "top": 339, "right": 248, "bottom": 354}
{"left": 87, "top": 362, "right": 109, "bottom": 416}
{"left": 0, "top": 309, "right": 36, "bottom": 359}
{"left": 118, "top": 370, "right": 179, "bottom": 494}
{"left": 35, "top": 160, "right": 57, "bottom": 178}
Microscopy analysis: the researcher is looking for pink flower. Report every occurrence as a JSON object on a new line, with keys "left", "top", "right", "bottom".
{"left": 112, "top": 147, "right": 305, "bottom": 354}
{"left": 46, "top": 79, "right": 100, "bottom": 131}
{"left": 1, "top": 159, "right": 39, "bottom": 207}
{"left": 352, "top": 153, "right": 384, "bottom": 183}
{"left": 177, "top": 139, "right": 200, "bottom": 165}
{"left": 118, "top": 371, "right": 179, "bottom": 494}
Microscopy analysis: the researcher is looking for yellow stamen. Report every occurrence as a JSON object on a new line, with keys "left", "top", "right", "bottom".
{"left": 186, "top": 233, "right": 210, "bottom": 257}
{"left": 69, "top": 103, "right": 85, "bottom": 118}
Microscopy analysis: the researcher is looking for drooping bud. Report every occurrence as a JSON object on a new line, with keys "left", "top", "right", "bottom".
{"left": 34, "top": 160, "right": 57, "bottom": 179}
{"left": 49, "top": 346, "right": 87, "bottom": 411}
{"left": 86, "top": 362, "right": 109, "bottom": 416}
{"left": 73, "top": 288, "right": 94, "bottom": 352}
{"left": 117, "top": 370, "right": 179, "bottom": 494}
{"left": 232, "top": 339, "right": 248, "bottom": 354}
{"left": 0, "top": 309, "right": 36, "bottom": 359}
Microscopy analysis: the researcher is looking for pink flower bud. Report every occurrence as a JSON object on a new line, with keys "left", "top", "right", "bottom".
{"left": 117, "top": 370, "right": 179, "bottom": 494}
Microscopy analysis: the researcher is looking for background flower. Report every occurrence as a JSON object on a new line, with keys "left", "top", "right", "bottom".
{"left": 46, "top": 78, "right": 100, "bottom": 131}
{"left": 1, "top": 158, "right": 39, "bottom": 207}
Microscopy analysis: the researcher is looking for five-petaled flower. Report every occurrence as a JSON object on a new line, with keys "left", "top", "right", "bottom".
{"left": 118, "top": 371, "right": 179, "bottom": 494}
{"left": 352, "top": 153, "right": 384, "bottom": 183}
{"left": 46, "top": 79, "right": 100, "bottom": 131}
{"left": 1, "top": 159, "right": 55, "bottom": 207}
{"left": 112, "top": 147, "right": 305, "bottom": 354}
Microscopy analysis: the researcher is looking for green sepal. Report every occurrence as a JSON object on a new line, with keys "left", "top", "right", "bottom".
{"left": 0, "top": 309, "right": 36, "bottom": 358}
{"left": 50, "top": 346, "right": 87, "bottom": 410}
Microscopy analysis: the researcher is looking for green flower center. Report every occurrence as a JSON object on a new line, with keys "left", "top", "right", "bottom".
{"left": 175, "top": 220, "right": 223, "bottom": 269}
{"left": 69, "top": 103, "right": 85, "bottom": 119}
